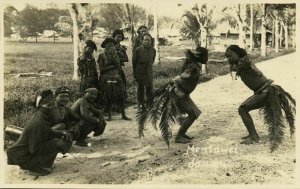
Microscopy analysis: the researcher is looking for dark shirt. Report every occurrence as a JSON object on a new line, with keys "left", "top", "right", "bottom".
{"left": 7, "top": 107, "right": 63, "bottom": 156}
{"left": 132, "top": 45, "right": 156, "bottom": 85}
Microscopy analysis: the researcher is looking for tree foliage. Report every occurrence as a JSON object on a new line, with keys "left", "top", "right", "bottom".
{"left": 54, "top": 16, "right": 73, "bottom": 37}
{"left": 4, "top": 5, "right": 18, "bottom": 37}
{"left": 14, "top": 5, "right": 43, "bottom": 40}
{"left": 12, "top": 4, "right": 69, "bottom": 41}
{"left": 39, "top": 8, "right": 69, "bottom": 31}
{"left": 93, "top": 4, "right": 147, "bottom": 33}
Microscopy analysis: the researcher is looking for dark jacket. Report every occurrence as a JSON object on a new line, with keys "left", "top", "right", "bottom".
{"left": 132, "top": 45, "right": 156, "bottom": 85}
{"left": 6, "top": 107, "right": 67, "bottom": 168}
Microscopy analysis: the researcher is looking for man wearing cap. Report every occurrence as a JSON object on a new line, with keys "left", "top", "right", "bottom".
{"left": 46, "top": 87, "right": 81, "bottom": 132}
{"left": 132, "top": 33, "right": 156, "bottom": 109}
{"left": 71, "top": 87, "right": 106, "bottom": 147}
{"left": 78, "top": 40, "right": 99, "bottom": 92}
{"left": 6, "top": 87, "right": 74, "bottom": 176}
{"left": 97, "top": 38, "right": 131, "bottom": 121}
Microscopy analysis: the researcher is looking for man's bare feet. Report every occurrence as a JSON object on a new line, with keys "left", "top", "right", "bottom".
{"left": 175, "top": 135, "right": 191, "bottom": 143}
{"left": 183, "top": 134, "right": 193, "bottom": 140}
{"left": 240, "top": 137, "right": 260, "bottom": 144}
{"left": 241, "top": 135, "right": 250, "bottom": 139}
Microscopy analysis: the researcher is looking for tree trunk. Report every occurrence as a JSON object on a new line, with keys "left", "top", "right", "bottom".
{"left": 292, "top": 24, "right": 296, "bottom": 48}
{"left": 284, "top": 24, "right": 288, "bottom": 49}
{"left": 279, "top": 24, "right": 283, "bottom": 48}
{"left": 249, "top": 4, "right": 253, "bottom": 51}
{"left": 125, "top": 4, "right": 135, "bottom": 57}
{"left": 35, "top": 35, "right": 38, "bottom": 43}
{"left": 69, "top": 4, "right": 80, "bottom": 80}
{"left": 236, "top": 4, "right": 247, "bottom": 49}
{"left": 275, "top": 18, "right": 279, "bottom": 53}
{"left": 261, "top": 4, "right": 266, "bottom": 57}
{"left": 69, "top": 3, "right": 93, "bottom": 80}
{"left": 153, "top": 2, "right": 160, "bottom": 65}
{"left": 272, "top": 19, "right": 275, "bottom": 47}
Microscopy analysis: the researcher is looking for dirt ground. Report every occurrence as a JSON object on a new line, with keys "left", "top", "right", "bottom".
{"left": 3, "top": 53, "right": 297, "bottom": 185}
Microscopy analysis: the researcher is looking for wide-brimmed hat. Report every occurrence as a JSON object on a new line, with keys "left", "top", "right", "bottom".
{"left": 101, "top": 38, "right": 116, "bottom": 48}
{"left": 85, "top": 40, "right": 97, "bottom": 51}
{"left": 112, "top": 29, "right": 125, "bottom": 40}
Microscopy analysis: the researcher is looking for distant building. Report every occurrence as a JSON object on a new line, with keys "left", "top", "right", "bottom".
{"left": 43, "top": 30, "right": 58, "bottom": 38}
{"left": 211, "top": 22, "right": 272, "bottom": 47}
{"left": 93, "top": 27, "right": 109, "bottom": 38}
{"left": 157, "top": 28, "right": 182, "bottom": 45}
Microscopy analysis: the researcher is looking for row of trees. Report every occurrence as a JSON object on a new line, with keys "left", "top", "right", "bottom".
{"left": 180, "top": 3, "right": 296, "bottom": 56}
{"left": 4, "top": 3, "right": 296, "bottom": 80}
{"left": 4, "top": 5, "right": 69, "bottom": 42}
{"left": 4, "top": 3, "right": 155, "bottom": 43}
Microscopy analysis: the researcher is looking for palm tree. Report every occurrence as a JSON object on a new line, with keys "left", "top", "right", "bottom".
{"left": 221, "top": 4, "right": 248, "bottom": 49}
{"left": 180, "top": 11, "right": 201, "bottom": 47}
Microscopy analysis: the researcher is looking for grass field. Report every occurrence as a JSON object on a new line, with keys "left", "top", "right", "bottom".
{"left": 3, "top": 40, "right": 295, "bottom": 127}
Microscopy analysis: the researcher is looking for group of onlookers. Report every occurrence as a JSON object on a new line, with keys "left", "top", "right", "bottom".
{"left": 6, "top": 25, "right": 157, "bottom": 176}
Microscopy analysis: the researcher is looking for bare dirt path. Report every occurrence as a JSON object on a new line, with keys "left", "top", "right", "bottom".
{"left": 3, "top": 53, "right": 297, "bottom": 185}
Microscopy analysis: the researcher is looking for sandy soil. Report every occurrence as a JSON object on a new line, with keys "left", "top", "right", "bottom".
{"left": 3, "top": 53, "right": 297, "bottom": 185}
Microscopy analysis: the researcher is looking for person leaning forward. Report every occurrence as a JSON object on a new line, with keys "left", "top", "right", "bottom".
{"left": 6, "top": 89, "right": 73, "bottom": 176}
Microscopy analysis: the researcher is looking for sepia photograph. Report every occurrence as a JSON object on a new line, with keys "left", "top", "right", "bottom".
{"left": 0, "top": 0, "right": 298, "bottom": 187}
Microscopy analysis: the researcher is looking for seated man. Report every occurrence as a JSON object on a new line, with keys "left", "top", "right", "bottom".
{"left": 71, "top": 87, "right": 106, "bottom": 147}
{"left": 6, "top": 89, "right": 73, "bottom": 176}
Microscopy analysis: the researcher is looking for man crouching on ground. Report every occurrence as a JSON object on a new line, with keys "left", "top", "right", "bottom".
{"left": 71, "top": 87, "right": 106, "bottom": 147}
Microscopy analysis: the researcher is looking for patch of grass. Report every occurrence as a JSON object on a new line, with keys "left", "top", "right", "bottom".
{"left": 4, "top": 41, "right": 295, "bottom": 127}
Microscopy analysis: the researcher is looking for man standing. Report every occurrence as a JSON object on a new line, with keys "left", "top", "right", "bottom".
{"left": 132, "top": 33, "right": 156, "bottom": 109}
{"left": 71, "top": 87, "right": 106, "bottom": 147}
